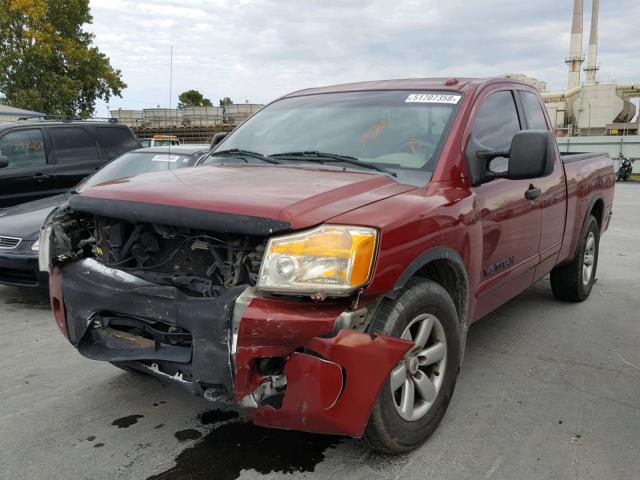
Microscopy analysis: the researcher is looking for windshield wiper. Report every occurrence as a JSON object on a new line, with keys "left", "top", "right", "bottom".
{"left": 211, "top": 148, "right": 281, "bottom": 165}
{"left": 270, "top": 151, "right": 396, "bottom": 177}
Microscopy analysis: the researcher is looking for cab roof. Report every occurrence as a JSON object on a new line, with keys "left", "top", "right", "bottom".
{"left": 282, "top": 77, "right": 527, "bottom": 98}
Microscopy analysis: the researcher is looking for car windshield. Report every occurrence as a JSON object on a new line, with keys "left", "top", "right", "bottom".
{"left": 80, "top": 151, "right": 196, "bottom": 190}
{"left": 211, "top": 90, "right": 460, "bottom": 186}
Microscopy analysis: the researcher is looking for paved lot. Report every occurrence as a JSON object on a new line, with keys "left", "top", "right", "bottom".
{"left": 1, "top": 184, "right": 639, "bottom": 480}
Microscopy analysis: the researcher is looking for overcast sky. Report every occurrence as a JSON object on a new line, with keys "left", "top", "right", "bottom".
{"left": 88, "top": 0, "right": 640, "bottom": 115}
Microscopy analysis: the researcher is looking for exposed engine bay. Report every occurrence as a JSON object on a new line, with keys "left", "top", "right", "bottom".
{"left": 47, "top": 208, "right": 266, "bottom": 297}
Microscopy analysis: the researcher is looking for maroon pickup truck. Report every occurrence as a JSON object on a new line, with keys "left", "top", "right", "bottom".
{"left": 40, "top": 78, "right": 614, "bottom": 453}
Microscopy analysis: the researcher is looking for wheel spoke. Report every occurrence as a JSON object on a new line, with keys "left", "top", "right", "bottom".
{"left": 418, "top": 342, "right": 447, "bottom": 366}
{"left": 399, "top": 378, "right": 415, "bottom": 417}
{"left": 586, "top": 235, "right": 594, "bottom": 253}
{"left": 583, "top": 265, "right": 590, "bottom": 282}
{"left": 584, "top": 254, "right": 593, "bottom": 266}
{"left": 412, "top": 316, "right": 434, "bottom": 349}
{"left": 413, "top": 371, "right": 437, "bottom": 403}
{"left": 401, "top": 328, "right": 413, "bottom": 342}
{"left": 390, "top": 363, "right": 406, "bottom": 392}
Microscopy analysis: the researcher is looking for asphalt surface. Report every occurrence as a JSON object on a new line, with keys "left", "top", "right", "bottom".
{"left": 1, "top": 183, "right": 639, "bottom": 480}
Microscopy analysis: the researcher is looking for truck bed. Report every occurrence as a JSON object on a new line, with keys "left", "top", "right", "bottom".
{"left": 560, "top": 152, "right": 609, "bottom": 164}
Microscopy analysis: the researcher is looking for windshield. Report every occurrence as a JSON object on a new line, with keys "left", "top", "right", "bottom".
{"left": 140, "top": 139, "right": 151, "bottom": 147}
{"left": 214, "top": 90, "right": 460, "bottom": 185}
{"left": 81, "top": 151, "right": 197, "bottom": 189}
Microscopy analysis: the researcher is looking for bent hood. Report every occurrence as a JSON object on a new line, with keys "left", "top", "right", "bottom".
{"left": 74, "top": 165, "right": 415, "bottom": 232}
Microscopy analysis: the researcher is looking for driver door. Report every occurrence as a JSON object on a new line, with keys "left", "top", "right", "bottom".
{"left": 469, "top": 89, "right": 542, "bottom": 320}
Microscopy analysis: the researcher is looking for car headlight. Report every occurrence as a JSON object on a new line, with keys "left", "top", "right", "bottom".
{"left": 38, "top": 226, "right": 52, "bottom": 272}
{"left": 31, "top": 239, "right": 39, "bottom": 251}
{"left": 257, "top": 225, "right": 377, "bottom": 295}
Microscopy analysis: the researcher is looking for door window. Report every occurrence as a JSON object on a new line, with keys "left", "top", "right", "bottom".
{"left": 94, "top": 127, "right": 140, "bottom": 160}
{"left": 50, "top": 127, "right": 100, "bottom": 163}
{"left": 520, "top": 91, "right": 549, "bottom": 130}
{"left": 0, "top": 129, "right": 47, "bottom": 168}
{"left": 472, "top": 91, "right": 521, "bottom": 172}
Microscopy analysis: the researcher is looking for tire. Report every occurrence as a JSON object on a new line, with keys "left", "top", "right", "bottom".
{"left": 550, "top": 215, "right": 599, "bottom": 302}
{"left": 362, "top": 278, "right": 461, "bottom": 454}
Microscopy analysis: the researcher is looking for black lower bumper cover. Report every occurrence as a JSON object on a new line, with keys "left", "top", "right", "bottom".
{"left": 62, "top": 259, "right": 245, "bottom": 394}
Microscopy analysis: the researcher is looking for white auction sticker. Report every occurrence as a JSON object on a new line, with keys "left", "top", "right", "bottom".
{"left": 151, "top": 154, "right": 181, "bottom": 162}
{"left": 405, "top": 93, "right": 461, "bottom": 104}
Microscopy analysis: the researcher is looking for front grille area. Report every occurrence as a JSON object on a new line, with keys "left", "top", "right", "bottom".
{"left": 50, "top": 213, "right": 268, "bottom": 297}
{"left": 0, "top": 236, "right": 21, "bottom": 249}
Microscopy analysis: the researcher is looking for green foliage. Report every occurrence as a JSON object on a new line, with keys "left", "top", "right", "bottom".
{"left": 178, "top": 89, "right": 213, "bottom": 108}
{"left": 219, "top": 97, "right": 233, "bottom": 107}
{"left": 0, "top": 0, "right": 125, "bottom": 117}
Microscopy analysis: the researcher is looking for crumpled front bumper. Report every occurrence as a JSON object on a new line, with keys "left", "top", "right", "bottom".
{"left": 50, "top": 258, "right": 412, "bottom": 437}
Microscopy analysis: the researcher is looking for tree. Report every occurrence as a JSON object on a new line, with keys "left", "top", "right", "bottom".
{"left": 178, "top": 90, "right": 213, "bottom": 108}
{"left": 219, "top": 97, "right": 233, "bottom": 107}
{"left": 0, "top": 0, "right": 126, "bottom": 117}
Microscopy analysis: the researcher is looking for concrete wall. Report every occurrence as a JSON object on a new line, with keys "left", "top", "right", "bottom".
{"left": 556, "top": 135, "right": 640, "bottom": 169}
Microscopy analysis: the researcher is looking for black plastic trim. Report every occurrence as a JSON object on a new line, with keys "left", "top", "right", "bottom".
{"left": 570, "top": 193, "right": 604, "bottom": 260}
{"left": 69, "top": 196, "right": 292, "bottom": 236}
{"left": 394, "top": 247, "right": 467, "bottom": 290}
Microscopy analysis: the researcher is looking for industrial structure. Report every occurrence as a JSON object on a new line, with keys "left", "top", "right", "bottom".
{"left": 110, "top": 104, "right": 263, "bottom": 128}
{"left": 508, "top": 0, "right": 640, "bottom": 137}
{"left": 109, "top": 103, "right": 264, "bottom": 143}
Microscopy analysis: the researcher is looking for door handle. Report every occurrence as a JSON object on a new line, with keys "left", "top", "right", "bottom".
{"left": 525, "top": 185, "right": 541, "bottom": 201}
{"left": 32, "top": 173, "right": 51, "bottom": 182}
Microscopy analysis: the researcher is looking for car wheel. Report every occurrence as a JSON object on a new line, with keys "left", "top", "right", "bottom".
{"left": 362, "top": 278, "right": 461, "bottom": 454}
{"left": 550, "top": 215, "right": 600, "bottom": 302}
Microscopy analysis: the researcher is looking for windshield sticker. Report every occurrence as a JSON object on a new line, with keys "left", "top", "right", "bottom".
{"left": 405, "top": 93, "right": 461, "bottom": 104}
{"left": 151, "top": 154, "right": 181, "bottom": 162}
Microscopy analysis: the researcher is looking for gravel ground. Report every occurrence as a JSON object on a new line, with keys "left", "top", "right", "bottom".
{"left": 1, "top": 183, "right": 639, "bottom": 480}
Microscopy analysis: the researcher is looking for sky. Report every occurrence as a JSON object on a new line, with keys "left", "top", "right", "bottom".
{"left": 87, "top": 0, "right": 640, "bottom": 116}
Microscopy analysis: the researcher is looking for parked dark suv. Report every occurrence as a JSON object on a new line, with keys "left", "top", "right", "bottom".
{"left": 0, "top": 119, "right": 141, "bottom": 207}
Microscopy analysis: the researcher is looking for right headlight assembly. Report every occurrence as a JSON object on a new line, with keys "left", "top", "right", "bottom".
{"left": 257, "top": 225, "right": 377, "bottom": 295}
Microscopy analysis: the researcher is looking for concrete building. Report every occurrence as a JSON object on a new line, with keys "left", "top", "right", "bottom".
{"left": 0, "top": 104, "right": 45, "bottom": 122}
{"left": 511, "top": 0, "right": 640, "bottom": 137}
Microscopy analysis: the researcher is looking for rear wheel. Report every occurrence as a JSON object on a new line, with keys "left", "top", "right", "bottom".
{"left": 362, "top": 278, "right": 461, "bottom": 454}
{"left": 550, "top": 215, "right": 600, "bottom": 302}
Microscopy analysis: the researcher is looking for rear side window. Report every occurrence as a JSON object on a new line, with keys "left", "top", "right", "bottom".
{"left": 0, "top": 129, "right": 47, "bottom": 168}
{"left": 472, "top": 91, "right": 521, "bottom": 172}
{"left": 95, "top": 127, "right": 140, "bottom": 160}
{"left": 520, "top": 91, "right": 549, "bottom": 130}
{"left": 50, "top": 127, "right": 100, "bottom": 163}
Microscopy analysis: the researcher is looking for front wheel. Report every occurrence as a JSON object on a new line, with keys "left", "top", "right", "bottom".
{"left": 362, "top": 278, "right": 461, "bottom": 454}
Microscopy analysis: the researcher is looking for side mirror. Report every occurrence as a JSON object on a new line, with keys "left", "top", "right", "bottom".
{"left": 465, "top": 130, "right": 554, "bottom": 185}
{"left": 211, "top": 132, "right": 228, "bottom": 149}
{"left": 507, "top": 130, "right": 555, "bottom": 180}
{"left": 0, "top": 156, "right": 9, "bottom": 169}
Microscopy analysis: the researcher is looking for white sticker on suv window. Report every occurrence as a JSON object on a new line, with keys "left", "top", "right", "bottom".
{"left": 405, "top": 93, "right": 461, "bottom": 104}
{"left": 151, "top": 154, "right": 181, "bottom": 162}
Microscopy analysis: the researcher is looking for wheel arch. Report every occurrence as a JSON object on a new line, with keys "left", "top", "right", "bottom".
{"left": 590, "top": 197, "right": 605, "bottom": 232}
{"left": 392, "top": 247, "right": 469, "bottom": 328}
{"left": 570, "top": 193, "right": 604, "bottom": 261}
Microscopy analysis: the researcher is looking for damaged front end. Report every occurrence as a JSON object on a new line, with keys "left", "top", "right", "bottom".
{"left": 42, "top": 199, "right": 412, "bottom": 437}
